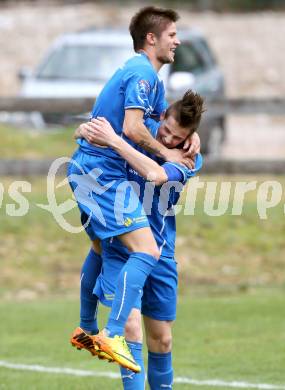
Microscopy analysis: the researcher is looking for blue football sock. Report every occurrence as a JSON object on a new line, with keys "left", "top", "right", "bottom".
{"left": 106, "top": 252, "right": 157, "bottom": 337}
{"left": 80, "top": 248, "right": 102, "bottom": 335}
{"left": 148, "top": 351, "right": 173, "bottom": 390}
{"left": 120, "top": 341, "right": 145, "bottom": 389}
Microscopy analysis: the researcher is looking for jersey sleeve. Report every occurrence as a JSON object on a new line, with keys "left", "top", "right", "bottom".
{"left": 162, "top": 153, "right": 203, "bottom": 184}
{"left": 162, "top": 163, "right": 184, "bottom": 182}
{"left": 123, "top": 68, "right": 155, "bottom": 113}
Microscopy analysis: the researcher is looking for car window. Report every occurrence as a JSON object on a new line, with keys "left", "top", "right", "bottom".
{"left": 36, "top": 45, "right": 133, "bottom": 81}
{"left": 172, "top": 43, "right": 205, "bottom": 75}
{"left": 195, "top": 38, "right": 216, "bottom": 67}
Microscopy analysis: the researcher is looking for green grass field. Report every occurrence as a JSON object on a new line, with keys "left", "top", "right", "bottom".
{"left": 1, "top": 124, "right": 285, "bottom": 388}
{"left": 0, "top": 124, "right": 76, "bottom": 158}
{"left": 1, "top": 289, "right": 285, "bottom": 389}
{"left": 1, "top": 175, "right": 284, "bottom": 297}
{"left": 1, "top": 175, "right": 285, "bottom": 389}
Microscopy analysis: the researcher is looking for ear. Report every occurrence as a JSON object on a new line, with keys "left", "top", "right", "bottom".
{"left": 146, "top": 32, "right": 156, "bottom": 46}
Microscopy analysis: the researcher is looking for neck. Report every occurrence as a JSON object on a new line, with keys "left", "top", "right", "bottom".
{"left": 139, "top": 49, "right": 162, "bottom": 72}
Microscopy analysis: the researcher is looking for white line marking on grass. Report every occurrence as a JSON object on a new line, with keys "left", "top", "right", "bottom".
{"left": 0, "top": 360, "right": 120, "bottom": 379}
{"left": 1, "top": 360, "right": 285, "bottom": 389}
{"left": 175, "top": 377, "right": 285, "bottom": 389}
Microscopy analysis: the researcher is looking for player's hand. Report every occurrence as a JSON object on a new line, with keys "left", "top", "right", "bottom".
{"left": 76, "top": 117, "right": 117, "bottom": 147}
{"left": 76, "top": 122, "right": 103, "bottom": 146}
{"left": 163, "top": 148, "right": 195, "bottom": 169}
{"left": 182, "top": 132, "right": 201, "bottom": 159}
{"left": 89, "top": 117, "right": 119, "bottom": 147}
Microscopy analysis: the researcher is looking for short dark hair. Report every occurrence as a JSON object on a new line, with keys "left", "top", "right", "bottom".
{"left": 129, "top": 6, "right": 179, "bottom": 52}
{"left": 165, "top": 90, "right": 205, "bottom": 133}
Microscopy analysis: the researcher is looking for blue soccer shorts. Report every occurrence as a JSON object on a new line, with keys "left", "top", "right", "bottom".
{"left": 141, "top": 256, "right": 177, "bottom": 321}
{"left": 67, "top": 148, "right": 149, "bottom": 241}
{"left": 94, "top": 239, "right": 178, "bottom": 321}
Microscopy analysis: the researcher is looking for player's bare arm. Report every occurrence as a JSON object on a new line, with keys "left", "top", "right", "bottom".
{"left": 123, "top": 109, "right": 167, "bottom": 156}
{"left": 123, "top": 109, "right": 194, "bottom": 168}
{"left": 81, "top": 117, "right": 168, "bottom": 186}
{"left": 74, "top": 118, "right": 194, "bottom": 169}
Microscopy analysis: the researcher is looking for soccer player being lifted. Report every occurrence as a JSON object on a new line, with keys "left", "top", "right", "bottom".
{"left": 73, "top": 90, "right": 204, "bottom": 389}
{"left": 68, "top": 6, "right": 200, "bottom": 373}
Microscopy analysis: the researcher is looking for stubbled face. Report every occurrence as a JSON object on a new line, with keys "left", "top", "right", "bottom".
{"left": 157, "top": 115, "right": 192, "bottom": 148}
{"left": 154, "top": 22, "right": 180, "bottom": 64}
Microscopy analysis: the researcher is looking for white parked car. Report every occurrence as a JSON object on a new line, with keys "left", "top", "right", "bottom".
{"left": 19, "top": 28, "right": 226, "bottom": 154}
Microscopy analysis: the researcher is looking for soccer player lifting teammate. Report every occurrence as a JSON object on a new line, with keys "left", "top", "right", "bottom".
{"left": 68, "top": 6, "right": 200, "bottom": 373}
{"left": 73, "top": 90, "right": 204, "bottom": 389}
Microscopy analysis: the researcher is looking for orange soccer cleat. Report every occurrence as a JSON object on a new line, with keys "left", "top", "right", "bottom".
{"left": 70, "top": 327, "right": 113, "bottom": 362}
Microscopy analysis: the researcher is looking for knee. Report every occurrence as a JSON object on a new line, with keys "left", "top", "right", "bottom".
{"left": 158, "top": 334, "right": 172, "bottom": 353}
{"left": 121, "top": 230, "right": 160, "bottom": 259}
{"left": 146, "top": 245, "right": 160, "bottom": 260}
{"left": 148, "top": 334, "right": 172, "bottom": 354}
{"left": 130, "top": 244, "right": 160, "bottom": 260}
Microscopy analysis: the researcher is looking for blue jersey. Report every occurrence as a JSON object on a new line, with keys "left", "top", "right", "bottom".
{"left": 129, "top": 119, "right": 203, "bottom": 257}
{"left": 107, "top": 119, "right": 203, "bottom": 257}
{"left": 77, "top": 52, "right": 166, "bottom": 158}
